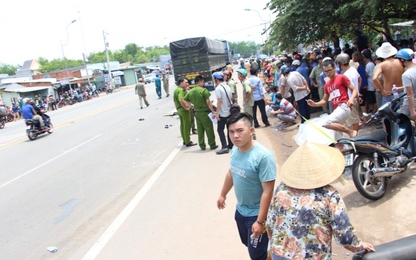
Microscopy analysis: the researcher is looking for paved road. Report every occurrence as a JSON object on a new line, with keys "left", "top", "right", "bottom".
{"left": 0, "top": 78, "right": 268, "bottom": 259}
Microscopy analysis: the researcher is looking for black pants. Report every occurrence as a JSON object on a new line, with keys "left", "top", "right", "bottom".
{"left": 297, "top": 96, "right": 310, "bottom": 123}
{"left": 217, "top": 116, "right": 233, "bottom": 149}
{"left": 253, "top": 99, "right": 270, "bottom": 127}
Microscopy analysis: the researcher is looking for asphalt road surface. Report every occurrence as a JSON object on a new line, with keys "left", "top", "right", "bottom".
{"left": 0, "top": 79, "right": 256, "bottom": 259}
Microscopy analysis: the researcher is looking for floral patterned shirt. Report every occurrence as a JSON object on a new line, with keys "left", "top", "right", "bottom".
{"left": 266, "top": 183, "right": 362, "bottom": 259}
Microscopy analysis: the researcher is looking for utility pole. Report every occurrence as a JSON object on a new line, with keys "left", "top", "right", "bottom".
{"left": 103, "top": 31, "right": 112, "bottom": 85}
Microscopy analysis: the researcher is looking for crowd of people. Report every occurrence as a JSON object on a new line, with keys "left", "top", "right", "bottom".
{"left": 238, "top": 36, "right": 416, "bottom": 139}
{"left": 212, "top": 34, "right": 415, "bottom": 259}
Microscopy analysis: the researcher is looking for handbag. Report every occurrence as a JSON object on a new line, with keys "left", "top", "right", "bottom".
{"left": 221, "top": 85, "right": 241, "bottom": 115}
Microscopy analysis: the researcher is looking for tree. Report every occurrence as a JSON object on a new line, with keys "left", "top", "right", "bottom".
{"left": 0, "top": 64, "right": 18, "bottom": 75}
{"left": 265, "top": 0, "right": 416, "bottom": 50}
{"left": 228, "top": 41, "right": 259, "bottom": 58}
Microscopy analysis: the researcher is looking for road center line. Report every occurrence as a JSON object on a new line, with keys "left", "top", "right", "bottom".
{"left": 0, "top": 134, "right": 102, "bottom": 189}
{"left": 82, "top": 141, "right": 183, "bottom": 260}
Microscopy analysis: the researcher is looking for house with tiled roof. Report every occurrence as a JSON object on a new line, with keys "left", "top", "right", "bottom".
{"left": 15, "top": 59, "right": 41, "bottom": 77}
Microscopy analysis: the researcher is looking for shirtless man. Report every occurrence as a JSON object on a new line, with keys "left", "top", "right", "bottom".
{"left": 373, "top": 42, "right": 404, "bottom": 105}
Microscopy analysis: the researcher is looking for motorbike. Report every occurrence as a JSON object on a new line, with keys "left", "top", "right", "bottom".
{"left": 6, "top": 112, "right": 14, "bottom": 122}
{"left": 0, "top": 115, "right": 5, "bottom": 129}
{"left": 334, "top": 93, "right": 416, "bottom": 200}
{"left": 25, "top": 114, "right": 53, "bottom": 140}
{"left": 353, "top": 234, "right": 416, "bottom": 259}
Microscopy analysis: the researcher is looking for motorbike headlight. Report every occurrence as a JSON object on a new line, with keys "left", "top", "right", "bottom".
{"left": 336, "top": 143, "right": 353, "bottom": 153}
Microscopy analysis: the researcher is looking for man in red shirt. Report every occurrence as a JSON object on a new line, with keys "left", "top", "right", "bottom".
{"left": 307, "top": 57, "right": 358, "bottom": 137}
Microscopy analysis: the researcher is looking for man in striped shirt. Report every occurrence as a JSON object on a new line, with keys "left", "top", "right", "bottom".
{"left": 273, "top": 92, "right": 297, "bottom": 125}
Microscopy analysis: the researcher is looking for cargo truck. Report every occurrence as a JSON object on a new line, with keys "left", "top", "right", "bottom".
{"left": 169, "top": 37, "right": 228, "bottom": 91}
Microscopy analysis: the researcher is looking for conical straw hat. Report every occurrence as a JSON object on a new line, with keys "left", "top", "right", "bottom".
{"left": 280, "top": 142, "right": 345, "bottom": 189}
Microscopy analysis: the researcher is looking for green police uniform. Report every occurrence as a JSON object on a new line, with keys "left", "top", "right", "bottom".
{"left": 184, "top": 86, "right": 217, "bottom": 150}
{"left": 174, "top": 86, "right": 191, "bottom": 145}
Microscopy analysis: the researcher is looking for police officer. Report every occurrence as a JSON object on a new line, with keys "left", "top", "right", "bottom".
{"left": 184, "top": 76, "right": 217, "bottom": 151}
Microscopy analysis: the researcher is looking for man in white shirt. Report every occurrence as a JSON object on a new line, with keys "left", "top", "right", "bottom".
{"left": 336, "top": 54, "right": 361, "bottom": 132}
{"left": 281, "top": 65, "right": 310, "bottom": 123}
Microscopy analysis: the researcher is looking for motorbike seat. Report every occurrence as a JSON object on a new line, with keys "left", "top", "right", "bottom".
{"left": 339, "top": 129, "right": 387, "bottom": 143}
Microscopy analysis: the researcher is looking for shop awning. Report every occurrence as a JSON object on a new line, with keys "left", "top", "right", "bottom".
{"left": 3, "top": 86, "right": 50, "bottom": 93}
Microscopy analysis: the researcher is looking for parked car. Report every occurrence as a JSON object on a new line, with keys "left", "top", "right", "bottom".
{"left": 144, "top": 73, "right": 155, "bottom": 84}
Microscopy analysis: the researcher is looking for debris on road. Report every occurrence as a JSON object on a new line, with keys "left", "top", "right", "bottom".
{"left": 139, "top": 118, "right": 145, "bottom": 121}
{"left": 47, "top": 247, "right": 58, "bottom": 253}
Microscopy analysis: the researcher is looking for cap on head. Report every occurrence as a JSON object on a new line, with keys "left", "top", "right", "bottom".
{"left": 292, "top": 60, "right": 301, "bottom": 66}
{"left": 280, "top": 65, "right": 290, "bottom": 74}
{"left": 212, "top": 71, "right": 224, "bottom": 80}
{"left": 395, "top": 48, "right": 414, "bottom": 61}
{"left": 23, "top": 98, "right": 30, "bottom": 104}
{"left": 223, "top": 70, "right": 232, "bottom": 77}
{"left": 138, "top": 78, "right": 143, "bottom": 82}
{"left": 236, "top": 69, "right": 247, "bottom": 77}
{"left": 294, "top": 54, "right": 302, "bottom": 60}
{"left": 335, "top": 53, "right": 350, "bottom": 65}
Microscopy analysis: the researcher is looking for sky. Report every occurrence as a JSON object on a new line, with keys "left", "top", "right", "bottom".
{"left": 0, "top": 0, "right": 275, "bottom": 66}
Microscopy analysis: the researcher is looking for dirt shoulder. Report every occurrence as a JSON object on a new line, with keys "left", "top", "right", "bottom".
{"left": 262, "top": 112, "right": 416, "bottom": 259}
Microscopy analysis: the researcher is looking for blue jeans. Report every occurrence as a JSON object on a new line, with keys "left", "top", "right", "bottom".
{"left": 234, "top": 210, "right": 268, "bottom": 260}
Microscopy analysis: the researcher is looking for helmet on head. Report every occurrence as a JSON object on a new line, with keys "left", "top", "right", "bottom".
{"left": 223, "top": 70, "right": 232, "bottom": 77}
{"left": 396, "top": 48, "right": 414, "bottom": 61}
{"left": 335, "top": 53, "right": 350, "bottom": 65}
{"left": 236, "top": 69, "right": 247, "bottom": 77}
{"left": 280, "top": 65, "right": 290, "bottom": 74}
{"left": 138, "top": 78, "right": 143, "bottom": 82}
{"left": 294, "top": 54, "right": 302, "bottom": 60}
{"left": 212, "top": 71, "right": 223, "bottom": 80}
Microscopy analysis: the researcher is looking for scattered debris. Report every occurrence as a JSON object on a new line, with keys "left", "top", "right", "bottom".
{"left": 47, "top": 247, "right": 58, "bottom": 253}
{"left": 165, "top": 125, "right": 169, "bottom": 129}
{"left": 282, "top": 143, "right": 292, "bottom": 148}
{"left": 139, "top": 118, "right": 145, "bottom": 121}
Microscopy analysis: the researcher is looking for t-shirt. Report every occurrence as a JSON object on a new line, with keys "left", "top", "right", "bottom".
{"left": 365, "top": 62, "right": 376, "bottom": 91}
{"left": 215, "top": 82, "right": 232, "bottom": 117}
{"left": 324, "top": 74, "right": 351, "bottom": 110}
{"left": 286, "top": 71, "right": 309, "bottom": 101}
{"left": 310, "top": 65, "right": 323, "bottom": 87}
{"left": 401, "top": 67, "right": 416, "bottom": 108}
{"left": 21, "top": 104, "right": 34, "bottom": 119}
{"left": 343, "top": 67, "right": 360, "bottom": 98}
{"left": 279, "top": 76, "right": 291, "bottom": 99}
{"left": 230, "top": 142, "right": 276, "bottom": 217}
{"left": 279, "top": 98, "right": 296, "bottom": 118}
{"left": 357, "top": 64, "right": 367, "bottom": 90}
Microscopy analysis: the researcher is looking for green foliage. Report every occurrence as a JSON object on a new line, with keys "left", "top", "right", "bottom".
{"left": 38, "top": 57, "right": 83, "bottom": 73}
{"left": 266, "top": 0, "right": 416, "bottom": 50}
{"left": 228, "top": 41, "right": 260, "bottom": 58}
{"left": 0, "top": 64, "right": 18, "bottom": 76}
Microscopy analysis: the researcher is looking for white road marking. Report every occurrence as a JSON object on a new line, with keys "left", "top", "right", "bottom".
{"left": 0, "top": 134, "right": 102, "bottom": 189}
{"left": 82, "top": 141, "right": 182, "bottom": 260}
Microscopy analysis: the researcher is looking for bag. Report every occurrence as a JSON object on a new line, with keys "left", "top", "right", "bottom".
{"left": 221, "top": 85, "right": 241, "bottom": 115}
{"left": 230, "top": 103, "right": 241, "bottom": 115}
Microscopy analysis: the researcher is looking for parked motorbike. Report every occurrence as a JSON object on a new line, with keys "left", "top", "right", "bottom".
{"left": 353, "top": 234, "right": 416, "bottom": 260}
{"left": 334, "top": 93, "right": 416, "bottom": 200}
{"left": 25, "top": 114, "right": 53, "bottom": 140}
{"left": 6, "top": 112, "right": 14, "bottom": 122}
{"left": 0, "top": 116, "right": 5, "bottom": 129}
